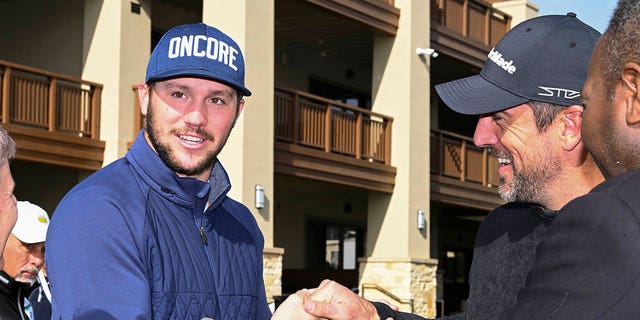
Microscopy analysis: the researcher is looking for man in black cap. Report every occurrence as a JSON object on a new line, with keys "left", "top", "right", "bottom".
{"left": 271, "top": 13, "right": 603, "bottom": 320}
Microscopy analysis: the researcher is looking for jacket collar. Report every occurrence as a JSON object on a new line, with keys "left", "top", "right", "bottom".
{"left": 125, "top": 131, "right": 231, "bottom": 208}
{"left": 0, "top": 270, "right": 35, "bottom": 295}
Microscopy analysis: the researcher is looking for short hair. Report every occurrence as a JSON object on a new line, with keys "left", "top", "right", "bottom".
{"left": 0, "top": 125, "right": 15, "bottom": 167}
{"left": 528, "top": 101, "right": 566, "bottom": 132}
{"left": 603, "top": 0, "right": 640, "bottom": 97}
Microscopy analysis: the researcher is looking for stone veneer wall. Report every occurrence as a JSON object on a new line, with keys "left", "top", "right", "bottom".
{"left": 263, "top": 247, "right": 284, "bottom": 303}
{"left": 359, "top": 258, "right": 438, "bottom": 318}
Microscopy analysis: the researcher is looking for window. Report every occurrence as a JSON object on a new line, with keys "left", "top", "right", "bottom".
{"left": 307, "top": 221, "right": 364, "bottom": 270}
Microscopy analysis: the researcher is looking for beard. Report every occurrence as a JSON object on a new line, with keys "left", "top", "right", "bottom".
{"left": 145, "top": 103, "right": 218, "bottom": 177}
{"left": 15, "top": 267, "right": 38, "bottom": 286}
{"left": 491, "top": 147, "right": 561, "bottom": 205}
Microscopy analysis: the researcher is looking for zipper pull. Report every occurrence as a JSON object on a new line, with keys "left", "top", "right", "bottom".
{"left": 199, "top": 226, "right": 208, "bottom": 245}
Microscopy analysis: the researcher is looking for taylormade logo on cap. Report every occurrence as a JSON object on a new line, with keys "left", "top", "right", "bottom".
{"left": 488, "top": 48, "right": 517, "bottom": 74}
{"left": 146, "top": 23, "right": 252, "bottom": 96}
{"left": 167, "top": 35, "right": 239, "bottom": 72}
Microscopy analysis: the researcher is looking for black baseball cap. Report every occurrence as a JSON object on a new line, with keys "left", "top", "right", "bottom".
{"left": 435, "top": 13, "right": 600, "bottom": 115}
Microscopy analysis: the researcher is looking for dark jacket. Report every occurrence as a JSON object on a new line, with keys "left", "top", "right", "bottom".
{"left": 0, "top": 271, "right": 36, "bottom": 320}
{"left": 507, "top": 169, "right": 640, "bottom": 319}
{"left": 46, "top": 131, "right": 271, "bottom": 319}
{"left": 27, "top": 275, "right": 51, "bottom": 320}
{"left": 374, "top": 202, "right": 555, "bottom": 320}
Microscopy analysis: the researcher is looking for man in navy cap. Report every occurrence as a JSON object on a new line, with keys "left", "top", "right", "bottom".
{"left": 271, "top": 13, "right": 603, "bottom": 320}
{"left": 46, "top": 23, "right": 271, "bottom": 319}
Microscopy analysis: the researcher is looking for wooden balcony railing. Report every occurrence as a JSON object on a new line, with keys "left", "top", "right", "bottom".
{"left": 0, "top": 59, "right": 102, "bottom": 139}
{"left": 431, "top": 0, "right": 511, "bottom": 47}
{"left": 431, "top": 129, "right": 499, "bottom": 188}
{"left": 275, "top": 86, "right": 393, "bottom": 165}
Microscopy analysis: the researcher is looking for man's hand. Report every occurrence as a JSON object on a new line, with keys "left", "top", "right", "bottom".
{"left": 271, "top": 289, "right": 325, "bottom": 320}
{"left": 303, "top": 280, "right": 382, "bottom": 320}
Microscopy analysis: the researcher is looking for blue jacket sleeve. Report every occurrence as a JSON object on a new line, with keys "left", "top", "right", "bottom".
{"left": 46, "top": 191, "right": 150, "bottom": 319}
{"left": 224, "top": 200, "right": 273, "bottom": 319}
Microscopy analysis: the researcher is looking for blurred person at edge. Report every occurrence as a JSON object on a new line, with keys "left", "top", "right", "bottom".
{"left": 0, "top": 125, "right": 17, "bottom": 272}
{"left": 271, "top": 13, "right": 604, "bottom": 320}
{"left": 0, "top": 124, "right": 18, "bottom": 318}
{"left": 0, "top": 201, "right": 49, "bottom": 320}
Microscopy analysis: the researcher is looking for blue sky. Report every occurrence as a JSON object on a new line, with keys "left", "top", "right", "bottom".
{"left": 532, "top": 0, "right": 617, "bottom": 33}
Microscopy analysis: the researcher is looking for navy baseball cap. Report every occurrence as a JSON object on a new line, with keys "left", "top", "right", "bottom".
{"left": 435, "top": 13, "right": 599, "bottom": 115}
{"left": 146, "top": 23, "right": 252, "bottom": 96}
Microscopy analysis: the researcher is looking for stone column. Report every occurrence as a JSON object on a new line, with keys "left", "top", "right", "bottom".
{"left": 363, "top": 0, "right": 437, "bottom": 317}
{"left": 202, "top": 0, "right": 282, "bottom": 301}
{"left": 82, "top": 0, "right": 150, "bottom": 164}
{"left": 493, "top": 0, "right": 539, "bottom": 27}
{"left": 359, "top": 258, "right": 438, "bottom": 315}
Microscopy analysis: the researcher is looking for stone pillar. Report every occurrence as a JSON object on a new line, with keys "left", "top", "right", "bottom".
{"left": 263, "top": 247, "right": 285, "bottom": 303}
{"left": 82, "top": 0, "right": 150, "bottom": 164}
{"left": 493, "top": 0, "right": 539, "bottom": 27}
{"left": 202, "top": 0, "right": 282, "bottom": 298}
{"left": 363, "top": 0, "right": 437, "bottom": 317}
{"left": 359, "top": 258, "right": 438, "bottom": 316}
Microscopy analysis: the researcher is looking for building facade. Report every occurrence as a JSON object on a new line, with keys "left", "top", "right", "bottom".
{"left": 0, "top": 0, "right": 537, "bottom": 317}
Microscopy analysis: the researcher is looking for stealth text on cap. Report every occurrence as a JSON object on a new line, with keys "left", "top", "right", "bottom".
{"left": 538, "top": 86, "right": 580, "bottom": 100}
{"left": 168, "top": 35, "right": 239, "bottom": 72}
{"left": 488, "top": 48, "right": 516, "bottom": 74}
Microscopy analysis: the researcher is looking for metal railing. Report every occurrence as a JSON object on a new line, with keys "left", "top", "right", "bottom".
{"left": 275, "top": 86, "right": 393, "bottom": 165}
{"left": 431, "top": 129, "right": 499, "bottom": 187}
{"left": 431, "top": 0, "right": 511, "bottom": 47}
{"left": 0, "top": 59, "right": 102, "bottom": 138}
{"left": 361, "top": 283, "right": 414, "bottom": 312}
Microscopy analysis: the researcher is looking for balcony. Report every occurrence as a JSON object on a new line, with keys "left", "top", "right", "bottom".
{"left": 275, "top": 87, "right": 391, "bottom": 164}
{"left": 430, "top": 0, "right": 511, "bottom": 67}
{"left": 430, "top": 129, "right": 504, "bottom": 210}
{"left": 274, "top": 87, "right": 396, "bottom": 193}
{"left": 0, "top": 60, "right": 105, "bottom": 170}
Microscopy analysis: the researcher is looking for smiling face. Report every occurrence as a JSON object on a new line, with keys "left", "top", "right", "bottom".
{"left": 138, "top": 77, "right": 244, "bottom": 182}
{"left": 473, "top": 103, "right": 563, "bottom": 205}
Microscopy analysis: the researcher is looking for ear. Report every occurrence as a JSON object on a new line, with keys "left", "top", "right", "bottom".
{"left": 228, "top": 98, "right": 245, "bottom": 130}
{"left": 137, "top": 82, "right": 150, "bottom": 117}
{"left": 559, "top": 104, "right": 584, "bottom": 151}
{"left": 621, "top": 62, "right": 640, "bottom": 125}
{"left": 236, "top": 98, "right": 245, "bottom": 119}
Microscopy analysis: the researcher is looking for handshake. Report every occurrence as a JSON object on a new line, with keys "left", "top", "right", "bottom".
{"left": 271, "top": 280, "right": 396, "bottom": 320}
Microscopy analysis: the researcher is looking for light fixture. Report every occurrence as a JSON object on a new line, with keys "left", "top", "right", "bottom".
{"left": 416, "top": 47, "right": 439, "bottom": 58}
{"left": 417, "top": 209, "right": 426, "bottom": 230}
{"left": 255, "top": 185, "right": 265, "bottom": 209}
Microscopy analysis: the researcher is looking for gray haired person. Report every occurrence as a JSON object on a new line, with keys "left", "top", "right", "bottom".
{"left": 0, "top": 125, "right": 16, "bottom": 270}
